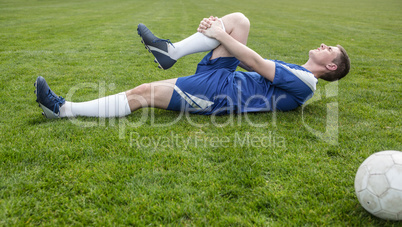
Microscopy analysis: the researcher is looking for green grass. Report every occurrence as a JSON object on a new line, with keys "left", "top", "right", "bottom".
{"left": 1, "top": 0, "right": 401, "bottom": 225}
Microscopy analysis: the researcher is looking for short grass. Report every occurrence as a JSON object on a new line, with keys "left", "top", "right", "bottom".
{"left": 1, "top": 0, "right": 401, "bottom": 225}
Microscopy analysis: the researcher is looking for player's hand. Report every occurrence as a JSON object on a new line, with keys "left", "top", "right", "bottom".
{"left": 199, "top": 19, "right": 223, "bottom": 39}
{"left": 197, "top": 16, "right": 218, "bottom": 33}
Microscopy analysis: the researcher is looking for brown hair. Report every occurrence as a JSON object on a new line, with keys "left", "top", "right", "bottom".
{"left": 320, "top": 45, "right": 350, "bottom": 81}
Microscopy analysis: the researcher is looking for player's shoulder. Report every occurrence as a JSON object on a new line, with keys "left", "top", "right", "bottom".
{"left": 272, "top": 60, "right": 317, "bottom": 92}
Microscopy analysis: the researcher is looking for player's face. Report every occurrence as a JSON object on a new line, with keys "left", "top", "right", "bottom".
{"left": 309, "top": 43, "right": 340, "bottom": 66}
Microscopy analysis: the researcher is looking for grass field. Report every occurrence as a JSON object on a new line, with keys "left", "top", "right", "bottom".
{"left": 1, "top": 0, "right": 401, "bottom": 225}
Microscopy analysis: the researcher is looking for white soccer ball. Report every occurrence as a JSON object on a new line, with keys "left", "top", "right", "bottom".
{"left": 355, "top": 150, "right": 402, "bottom": 220}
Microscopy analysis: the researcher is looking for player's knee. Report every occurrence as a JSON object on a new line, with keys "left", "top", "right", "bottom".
{"left": 232, "top": 12, "right": 250, "bottom": 29}
{"left": 130, "top": 83, "right": 152, "bottom": 100}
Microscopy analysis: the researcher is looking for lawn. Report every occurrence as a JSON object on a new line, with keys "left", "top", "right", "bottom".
{"left": 0, "top": 0, "right": 401, "bottom": 225}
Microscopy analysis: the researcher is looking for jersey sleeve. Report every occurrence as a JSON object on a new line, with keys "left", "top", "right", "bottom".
{"left": 272, "top": 61, "right": 317, "bottom": 104}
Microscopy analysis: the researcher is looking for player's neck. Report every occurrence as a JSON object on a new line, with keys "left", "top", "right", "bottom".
{"left": 302, "top": 61, "right": 325, "bottom": 79}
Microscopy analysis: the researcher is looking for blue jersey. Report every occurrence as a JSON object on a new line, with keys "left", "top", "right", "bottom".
{"left": 167, "top": 51, "right": 317, "bottom": 115}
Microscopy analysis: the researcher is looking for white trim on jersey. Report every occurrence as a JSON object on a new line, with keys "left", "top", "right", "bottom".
{"left": 174, "top": 85, "right": 214, "bottom": 110}
{"left": 280, "top": 64, "right": 317, "bottom": 92}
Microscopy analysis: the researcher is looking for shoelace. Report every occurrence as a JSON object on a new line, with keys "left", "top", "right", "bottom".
{"left": 46, "top": 89, "right": 65, "bottom": 113}
{"left": 153, "top": 38, "right": 175, "bottom": 48}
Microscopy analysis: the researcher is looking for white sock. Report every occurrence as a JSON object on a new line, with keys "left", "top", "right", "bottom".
{"left": 59, "top": 92, "right": 131, "bottom": 118}
{"left": 168, "top": 19, "right": 225, "bottom": 60}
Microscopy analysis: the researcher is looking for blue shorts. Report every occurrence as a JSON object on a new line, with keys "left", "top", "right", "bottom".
{"left": 167, "top": 51, "right": 240, "bottom": 115}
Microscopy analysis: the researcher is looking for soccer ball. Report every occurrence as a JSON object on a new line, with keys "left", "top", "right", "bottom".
{"left": 354, "top": 150, "right": 402, "bottom": 220}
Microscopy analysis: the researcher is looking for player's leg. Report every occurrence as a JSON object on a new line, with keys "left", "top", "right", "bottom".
{"left": 124, "top": 78, "right": 176, "bottom": 111}
{"left": 137, "top": 12, "right": 250, "bottom": 69}
{"left": 34, "top": 76, "right": 176, "bottom": 118}
{"left": 61, "top": 78, "right": 176, "bottom": 117}
{"left": 137, "top": 23, "right": 221, "bottom": 70}
{"left": 210, "top": 12, "right": 250, "bottom": 60}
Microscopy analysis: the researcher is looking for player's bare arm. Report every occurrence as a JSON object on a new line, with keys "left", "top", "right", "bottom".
{"left": 238, "top": 62, "right": 254, "bottom": 72}
{"left": 199, "top": 18, "right": 276, "bottom": 82}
